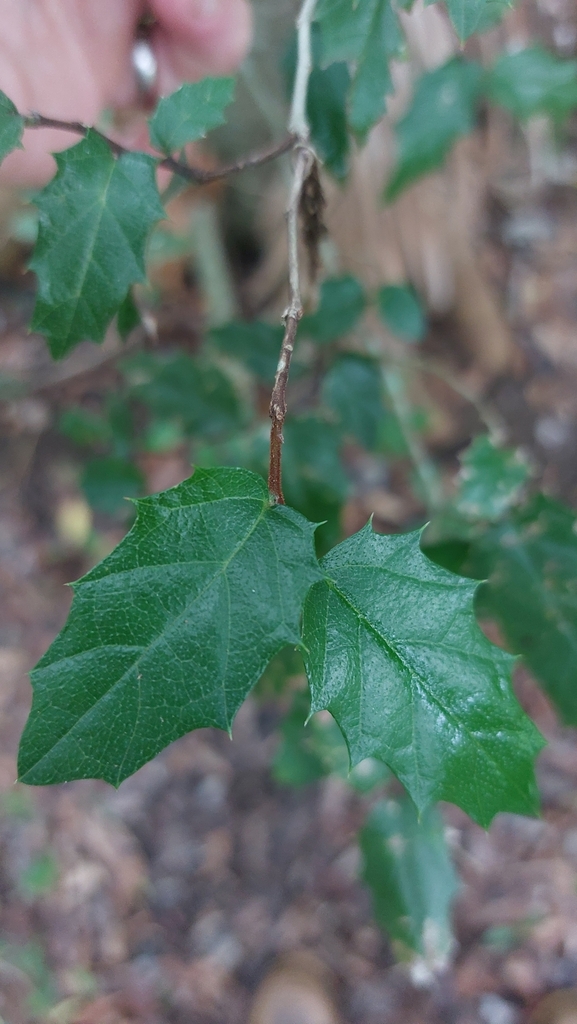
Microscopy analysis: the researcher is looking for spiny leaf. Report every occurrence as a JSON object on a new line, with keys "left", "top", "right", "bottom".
{"left": 386, "top": 59, "right": 483, "bottom": 202}
{"left": 471, "top": 495, "right": 577, "bottom": 726}
{"left": 18, "top": 468, "right": 321, "bottom": 786}
{"left": 30, "top": 131, "right": 164, "bottom": 358}
{"left": 149, "top": 77, "right": 235, "bottom": 154}
{"left": 444, "top": 0, "right": 511, "bottom": 42}
{"left": 0, "top": 90, "right": 24, "bottom": 162}
{"left": 360, "top": 795, "right": 458, "bottom": 965}
{"left": 486, "top": 46, "right": 577, "bottom": 121}
{"left": 454, "top": 435, "right": 531, "bottom": 521}
{"left": 302, "top": 523, "right": 544, "bottom": 826}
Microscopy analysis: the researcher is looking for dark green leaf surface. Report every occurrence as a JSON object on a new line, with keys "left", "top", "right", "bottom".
{"left": 316, "top": 0, "right": 404, "bottom": 138}
{"left": 360, "top": 796, "right": 458, "bottom": 962}
{"left": 307, "top": 61, "right": 351, "bottom": 180}
{"left": 210, "top": 321, "right": 284, "bottom": 384}
{"left": 0, "top": 90, "right": 24, "bottom": 162}
{"left": 18, "top": 468, "right": 321, "bottom": 786}
{"left": 378, "top": 284, "right": 426, "bottom": 342}
{"left": 471, "top": 496, "right": 577, "bottom": 725}
{"left": 454, "top": 435, "right": 530, "bottom": 521}
{"left": 30, "top": 131, "right": 164, "bottom": 358}
{"left": 486, "top": 46, "right": 577, "bottom": 121}
{"left": 81, "top": 456, "right": 144, "bottom": 516}
{"left": 126, "top": 352, "right": 242, "bottom": 439}
{"left": 283, "top": 416, "right": 349, "bottom": 552}
{"left": 444, "top": 0, "right": 511, "bottom": 41}
{"left": 386, "top": 59, "right": 483, "bottom": 201}
{"left": 117, "top": 290, "right": 141, "bottom": 340}
{"left": 149, "top": 77, "right": 235, "bottom": 153}
{"left": 322, "top": 355, "right": 384, "bottom": 450}
{"left": 303, "top": 523, "right": 544, "bottom": 825}
{"left": 300, "top": 275, "right": 365, "bottom": 343}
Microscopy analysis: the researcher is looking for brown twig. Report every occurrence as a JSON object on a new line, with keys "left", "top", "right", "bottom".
{"left": 23, "top": 113, "right": 295, "bottom": 184}
{"left": 268, "top": 145, "right": 312, "bottom": 503}
{"left": 267, "top": 0, "right": 318, "bottom": 504}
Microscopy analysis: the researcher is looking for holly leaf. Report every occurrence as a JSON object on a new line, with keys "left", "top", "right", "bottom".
{"left": 18, "top": 468, "right": 321, "bottom": 786}
{"left": 302, "top": 523, "right": 544, "bottom": 826}
{"left": 386, "top": 59, "right": 483, "bottom": 202}
{"left": 486, "top": 46, "right": 577, "bottom": 121}
{"left": 30, "top": 131, "right": 164, "bottom": 358}
{"left": 454, "top": 435, "right": 531, "bottom": 521}
{"left": 0, "top": 90, "right": 24, "bottom": 162}
{"left": 316, "top": 0, "right": 404, "bottom": 138}
{"left": 444, "top": 0, "right": 511, "bottom": 42}
{"left": 471, "top": 495, "right": 577, "bottom": 726}
{"left": 360, "top": 795, "right": 458, "bottom": 965}
{"left": 149, "top": 77, "right": 235, "bottom": 153}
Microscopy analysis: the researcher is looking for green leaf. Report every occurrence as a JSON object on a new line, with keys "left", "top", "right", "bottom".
{"left": 386, "top": 59, "right": 483, "bottom": 202}
{"left": 81, "top": 456, "right": 144, "bottom": 516}
{"left": 300, "top": 275, "right": 366, "bottom": 343}
{"left": 210, "top": 320, "right": 284, "bottom": 384}
{"left": 444, "top": 0, "right": 511, "bottom": 41}
{"left": 125, "top": 352, "right": 242, "bottom": 439}
{"left": 273, "top": 690, "right": 389, "bottom": 791}
{"left": 322, "top": 354, "right": 384, "bottom": 450}
{"left": 307, "top": 61, "right": 351, "bottom": 180}
{"left": 454, "top": 435, "right": 531, "bottom": 521}
{"left": 377, "top": 284, "right": 426, "bottom": 342}
{"left": 471, "top": 495, "right": 577, "bottom": 726}
{"left": 302, "top": 522, "right": 544, "bottom": 826}
{"left": 30, "top": 131, "right": 164, "bottom": 358}
{"left": 0, "top": 90, "right": 24, "bottom": 162}
{"left": 149, "top": 77, "right": 235, "bottom": 153}
{"left": 360, "top": 796, "right": 458, "bottom": 964}
{"left": 59, "top": 407, "right": 112, "bottom": 449}
{"left": 18, "top": 468, "right": 321, "bottom": 786}
{"left": 283, "top": 415, "right": 349, "bottom": 552}
{"left": 486, "top": 46, "right": 577, "bottom": 121}
{"left": 117, "top": 290, "right": 141, "bottom": 340}
{"left": 316, "top": 0, "right": 404, "bottom": 139}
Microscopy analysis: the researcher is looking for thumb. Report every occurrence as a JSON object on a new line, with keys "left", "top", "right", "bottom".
{"left": 149, "top": 0, "right": 252, "bottom": 93}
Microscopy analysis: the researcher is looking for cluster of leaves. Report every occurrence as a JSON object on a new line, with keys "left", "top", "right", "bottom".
{"left": 3, "top": 0, "right": 577, "bottom": 966}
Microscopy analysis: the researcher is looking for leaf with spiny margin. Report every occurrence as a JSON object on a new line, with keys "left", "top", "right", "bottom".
{"left": 386, "top": 59, "right": 483, "bottom": 202}
{"left": 0, "top": 90, "right": 24, "bottom": 162}
{"left": 18, "top": 468, "right": 321, "bottom": 787}
{"left": 454, "top": 435, "right": 531, "bottom": 521}
{"left": 360, "top": 795, "right": 458, "bottom": 964}
{"left": 149, "top": 77, "right": 235, "bottom": 153}
{"left": 302, "top": 523, "right": 544, "bottom": 826}
{"left": 444, "top": 0, "right": 512, "bottom": 42}
{"left": 486, "top": 46, "right": 577, "bottom": 121}
{"left": 30, "top": 131, "right": 164, "bottom": 358}
{"left": 468, "top": 495, "right": 577, "bottom": 726}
